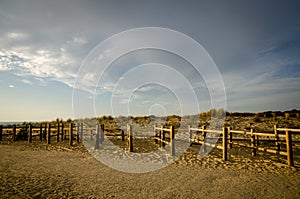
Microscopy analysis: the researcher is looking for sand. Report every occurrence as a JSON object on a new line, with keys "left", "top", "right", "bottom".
{"left": 0, "top": 139, "right": 299, "bottom": 199}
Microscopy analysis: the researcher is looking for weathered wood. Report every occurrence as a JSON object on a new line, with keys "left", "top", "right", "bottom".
{"left": 251, "top": 128, "right": 256, "bottom": 156}
{"left": 76, "top": 123, "right": 80, "bottom": 141}
{"left": 230, "top": 130, "right": 286, "bottom": 138}
{"left": 61, "top": 123, "right": 64, "bottom": 141}
{"left": 95, "top": 124, "right": 100, "bottom": 149}
{"left": 277, "top": 128, "right": 300, "bottom": 133}
{"left": 159, "top": 126, "right": 162, "bottom": 147}
{"left": 43, "top": 123, "right": 47, "bottom": 140}
{"left": 162, "top": 127, "right": 172, "bottom": 132}
{"left": 69, "top": 123, "right": 73, "bottom": 146}
{"left": 76, "top": 123, "right": 80, "bottom": 143}
{"left": 154, "top": 126, "right": 163, "bottom": 131}
{"left": 154, "top": 125, "right": 158, "bottom": 144}
{"left": 12, "top": 125, "right": 16, "bottom": 141}
{"left": 229, "top": 130, "right": 246, "bottom": 134}
{"left": 47, "top": 123, "right": 51, "bottom": 144}
{"left": 80, "top": 123, "right": 83, "bottom": 141}
{"left": 194, "top": 140, "right": 223, "bottom": 150}
{"left": 202, "top": 126, "right": 207, "bottom": 153}
{"left": 274, "top": 125, "right": 280, "bottom": 151}
{"left": 39, "top": 124, "right": 43, "bottom": 141}
{"left": 0, "top": 125, "right": 3, "bottom": 141}
{"left": 228, "top": 127, "right": 232, "bottom": 149}
{"left": 121, "top": 130, "right": 125, "bottom": 141}
{"left": 170, "top": 126, "right": 175, "bottom": 156}
{"left": 153, "top": 137, "right": 169, "bottom": 144}
{"left": 28, "top": 124, "right": 32, "bottom": 143}
{"left": 188, "top": 125, "right": 192, "bottom": 146}
{"left": 255, "top": 135, "right": 259, "bottom": 146}
{"left": 223, "top": 127, "right": 228, "bottom": 161}
{"left": 100, "top": 124, "right": 104, "bottom": 143}
{"left": 285, "top": 130, "right": 293, "bottom": 166}
{"left": 161, "top": 127, "right": 165, "bottom": 148}
{"left": 231, "top": 142, "right": 288, "bottom": 155}
{"left": 202, "top": 129, "right": 223, "bottom": 134}
{"left": 90, "top": 130, "right": 93, "bottom": 140}
{"left": 57, "top": 122, "right": 60, "bottom": 142}
{"left": 127, "top": 124, "right": 133, "bottom": 152}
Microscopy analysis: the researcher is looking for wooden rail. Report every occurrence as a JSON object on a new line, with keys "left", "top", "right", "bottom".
{"left": 189, "top": 125, "right": 299, "bottom": 166}
{"left": 153, "top": 125, "right": 175, "bottom": 156}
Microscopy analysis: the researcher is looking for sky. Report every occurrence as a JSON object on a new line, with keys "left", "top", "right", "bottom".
{"left": 0, "top": 0, "right": 300, "bottom": 121}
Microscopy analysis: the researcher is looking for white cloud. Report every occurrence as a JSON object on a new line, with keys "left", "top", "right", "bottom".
{"left": 0, "top": 47, "right": 77, "bottom": 87}
{"left": 20, "top": 79, "right": 33, "bottom": 85}
{"left": 68, "top": 36, "right": 88, "bottom": 45}
{"left": 9, "top": 85, "right": 14, "bottom": 88}
{"left": 6, "top": 32, "right": 28, "bottom": 40}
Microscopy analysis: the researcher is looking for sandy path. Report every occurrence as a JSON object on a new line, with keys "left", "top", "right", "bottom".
{"left": 0, "top": 142, "right": 299, "bottom": 198}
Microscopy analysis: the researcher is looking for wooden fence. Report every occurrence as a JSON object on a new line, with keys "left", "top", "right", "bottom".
{"left": 153, "top": 125, "right": 175, "bottom": 156}
{"left": 90, "top": 124, "right": 175, "bottom": 154}
{"left": 1, "top": 122, "right": 299, "bottom": 166}
{"left": 189, "top": 125, "right": 300, "bottom": 166}
{"left": 91, "top": 124, "right": 127, "bottom": 150}
{"left": 62, "top": 123, "right": 300, "bottom": 166}
{"left": 0, "top": 122, "right": 83, "bottom": 146}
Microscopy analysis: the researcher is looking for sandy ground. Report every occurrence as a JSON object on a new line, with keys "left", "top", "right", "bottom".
{"left": 0, "top": 140, "right": 299, "bottom": 199}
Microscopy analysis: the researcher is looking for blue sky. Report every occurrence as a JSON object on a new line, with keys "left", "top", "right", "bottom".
{"left": 0, "top": 0, "right": 300, "bottom": 121}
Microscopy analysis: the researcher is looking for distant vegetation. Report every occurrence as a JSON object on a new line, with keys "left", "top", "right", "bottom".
{"left": 2, "top": 109, "right": 299, "bottom": 129}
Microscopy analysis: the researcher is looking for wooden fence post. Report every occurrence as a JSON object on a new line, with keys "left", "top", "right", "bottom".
{"left": 80, "top": 123, "right": 83, "bottom": 141}
{"left": 28, "top": 123, "right": 32, "bottom": 143}
{"left": 24, "top": 124, "right": 28, "bottom": 136}
{"left": 76, "top": 123, "right": 80, "bottom": 143}
{"left": 100, "top": 124, "right": 104, "bottom": 143}
{"left": 47, "top": 123, "right": 51, "bottom": 144}
{"left": 170, "top": 126, "right": 175, "bottom": 156}
{"left": 188, "top": 125, "right": 192, "bottom": 146}
{"left": 69, "top": 123, "right": 73, "bottom": 146}
{"left": 121, "top": 130, "right": 125, "bottom": 141}
{"left": 202, "top": 125, "right": 206, "bottom": 153}
{"left": 0, "top": 125, "right": 3, "bottom": 141}
{"left": 228, "top": 127, "right": 232, "bottom": 149}
{"left": 39, "top": 124, "right": 43, "bottom": 141}
{"left": 274, "top": 125, "right": 280, "bottom": 152}
{"left": 127, "top": 124, "right": 133, "bottom": 152}
{"left": 95, "top": 124, "right": 100, "bottom": 149}
{"left": 76, "top": 123, "right": 80, "bottom": 141}
{"left": 12, "top": 125, "right": 16, "bottom": 141}
{"left": 57, "top": 122, "right": 60, "bottom": 142}
{"left": 43, "top": 123, "right": 47, "bottom": 140}
{"left": 285, "top": 130, "right": 294, "bottom": 166}
{"left": 61, "top": 123, "right": 64, "bottom": 141}
{"left": 256, "top": 134, "right": 259, "bottom": 146}
{"left": 161, "top": 126, "right": 165, "bottom": 148}
{"left": 159, "top": 126, "right": 162, "bottom": 146}
{"left": 222, "top": 127, "right": 228, "bottom": 161}
{"left": 251, "top": 128, "right": 256, "bottom": 156}
{"left": 154, "top": 125, "right": 158, "bottom": 144}
{"left": 90, "top": 130, "right": 93, "bottom": 140}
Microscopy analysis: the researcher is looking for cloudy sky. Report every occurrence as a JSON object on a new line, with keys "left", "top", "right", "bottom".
{"left": 0, "top": 0, "right": 300, "bottom": 121}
